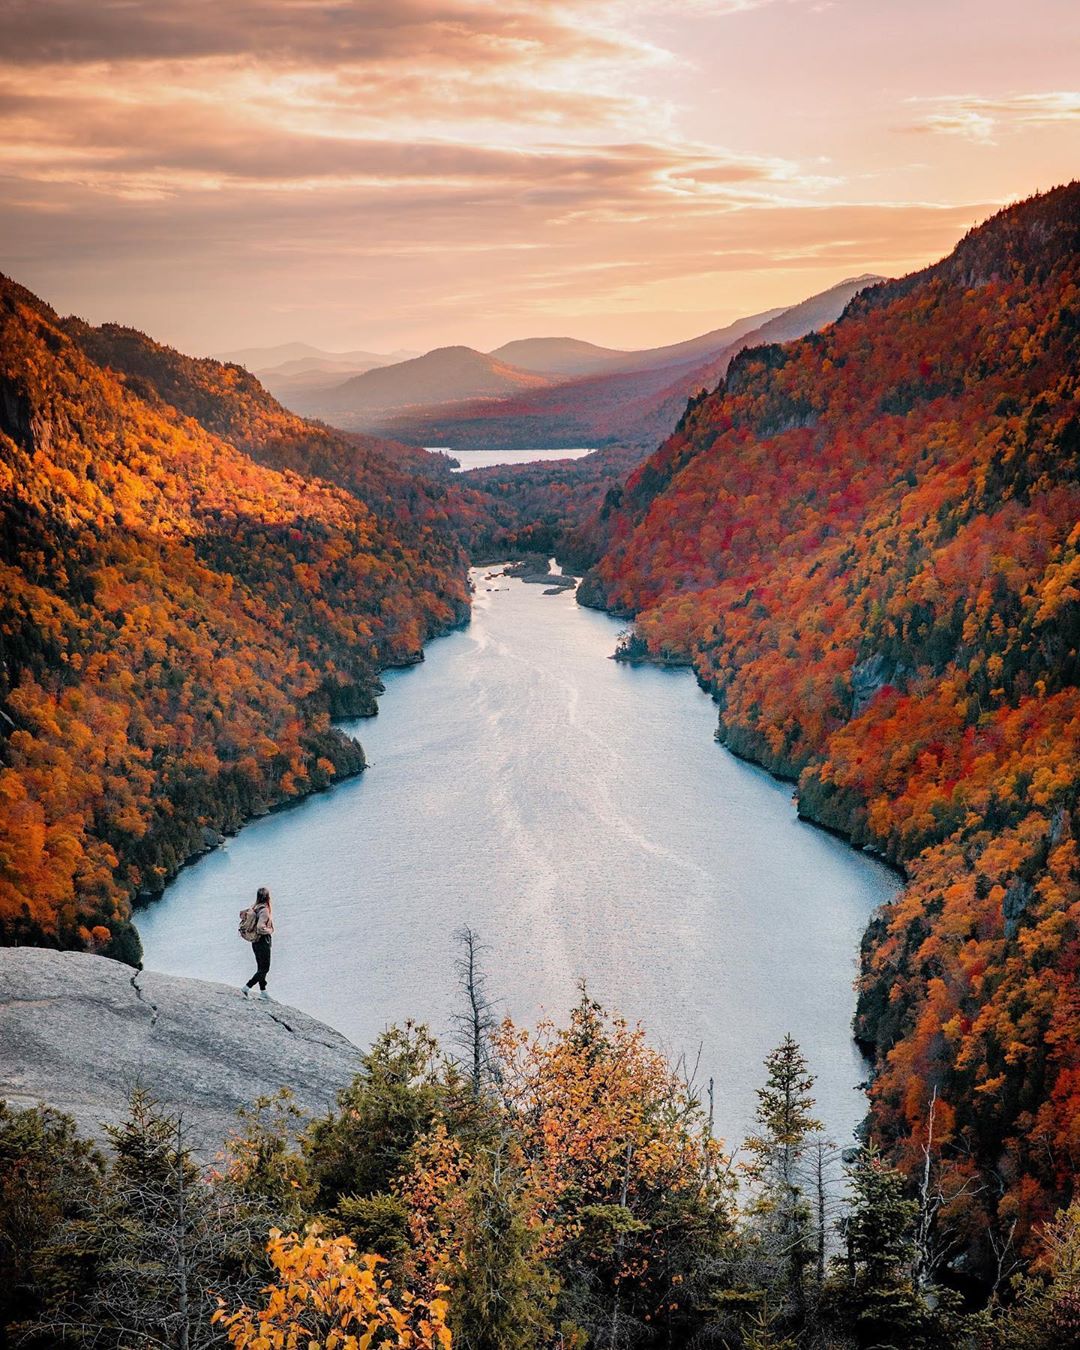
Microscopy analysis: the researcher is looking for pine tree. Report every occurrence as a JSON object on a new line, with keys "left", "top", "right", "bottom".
{"left": 36, "top": 1091, "right": 272, "bottom": 1350}
{"left": 449, "top": 1139, "right": 556, "bottom": 1350}
{"left": 304, "top": 1022, "right": 446, "bottom": 1208}
{"left": 825, "top": 1145, "right": 965, "bottom": 1348}
{"left": 0, "top": 1102, "right": 104, "bottom": 1344}
{"left": 745, "top": 1036, "right": 822, "bottom": 1309}
{"left": 843, "top": 1146, "right": 918, "bottom": 1287}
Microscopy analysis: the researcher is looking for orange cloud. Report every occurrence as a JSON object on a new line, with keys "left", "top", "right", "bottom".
{"left": 0, "top": 0, "right": 1074, "bottom": 351}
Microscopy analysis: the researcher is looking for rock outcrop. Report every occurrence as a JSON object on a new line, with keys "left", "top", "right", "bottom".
{"left": 0, "top": 948, "right": 362, "bottom": 1154}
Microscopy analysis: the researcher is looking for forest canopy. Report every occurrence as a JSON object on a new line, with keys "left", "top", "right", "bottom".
{"left": 577, "top": 183, "right": 1080, "bottom": 1269}
{"left": 0, "top": 277, "right": 472, "bottom": 958}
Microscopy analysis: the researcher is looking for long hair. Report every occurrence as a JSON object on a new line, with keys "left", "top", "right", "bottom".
{"left": 256, "top": 886, "right": 272, "bottom": 912}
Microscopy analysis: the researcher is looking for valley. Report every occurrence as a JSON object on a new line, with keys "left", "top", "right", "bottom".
{"left": 1, "top": 184, "right": 1078, "bottom": 1324}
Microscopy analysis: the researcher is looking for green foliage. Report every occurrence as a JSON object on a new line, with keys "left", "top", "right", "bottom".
{"left": 449, "top": 1143, "right": 557, "bottom": 1350}
{"left": 221, "top": 1089, "right": 313, "bottom": 1220}
{"left": 335, "top": 1192, "right": 413, "bottom": 1262}
{"left": 304, "top": 1022, "right": 446, "bottom": 1208}
{"left": 821, "top": 1147, "right": 966, "bottom": 1349}
{"left": 25, "top": 1090, "right": 283, "bottom": 1350}
{"left": 744, "top": 1036, "right": 823, "bottom": 1313}
{"left": 0, "top": 1101, "right": 104, "bottom": 1343}
{"left": 842, "top": 1147, "right": 919, "bottom": 1286}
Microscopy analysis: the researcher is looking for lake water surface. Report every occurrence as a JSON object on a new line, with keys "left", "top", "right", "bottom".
{"left": 137, "top": 570, "right": 899, "bottom": 1148}
{"left": 428, "top": 447, "right": 595, "bottom": 472}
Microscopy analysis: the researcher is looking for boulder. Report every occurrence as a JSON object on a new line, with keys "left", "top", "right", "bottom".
{"left": 0, "top": 948, "right": 362, "bottom": 1156}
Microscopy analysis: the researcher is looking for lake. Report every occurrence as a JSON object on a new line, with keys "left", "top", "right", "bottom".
{"left": 137, "top": 569, "right": 899, "bottom": 1149}
{"left": 426, "top": 447, "right": 595, "bottom": 472}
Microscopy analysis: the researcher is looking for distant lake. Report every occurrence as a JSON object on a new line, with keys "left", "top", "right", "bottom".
{"left": 427, "top": 447, "right": 595, "bottom": 472}
{"left": 137, "top": 569, "right": 899, "bottom": 1149}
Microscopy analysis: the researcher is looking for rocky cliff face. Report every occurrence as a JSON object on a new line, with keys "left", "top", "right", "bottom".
{"left": 0, "top": 949, "right": 362, "bottom": 1154}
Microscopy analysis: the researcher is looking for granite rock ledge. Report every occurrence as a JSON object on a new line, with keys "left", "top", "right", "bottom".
{"left": 0, "top": 948, "right": 362, "bottom": 1155}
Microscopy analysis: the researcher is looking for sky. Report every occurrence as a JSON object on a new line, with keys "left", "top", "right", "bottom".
{"left": 1, "top": 0, "right": 1078, "bottom": 356}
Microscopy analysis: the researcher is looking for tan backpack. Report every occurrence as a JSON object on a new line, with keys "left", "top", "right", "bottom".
{"left": 238, "top": 906, "right": 260, "bottom": 942}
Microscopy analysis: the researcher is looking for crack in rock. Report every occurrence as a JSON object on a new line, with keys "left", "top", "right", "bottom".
{"left": 130, "top": 970, "right": 160, "bottom": 1026}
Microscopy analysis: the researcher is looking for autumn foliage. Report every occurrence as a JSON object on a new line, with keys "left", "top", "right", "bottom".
{"left": 398, "top": 993, "right": 731, "bottom": 1342}
{"left": 0, "top": 276, "right": 470, "bottom": 957}
{"left": 214, "top": 1228, "right": 452, "bottom": 1350}
{"left": 579, "top": 183, "right": 1080, "bottom": 1261}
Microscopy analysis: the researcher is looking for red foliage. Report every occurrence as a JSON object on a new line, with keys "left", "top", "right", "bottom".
{"left": 581, "top": 184, "right": 1080, "bottom": 1256}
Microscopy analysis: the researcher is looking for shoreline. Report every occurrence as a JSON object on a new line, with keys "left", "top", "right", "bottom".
{"left": 130, "top": 596, "right": 473, "bottom": 939}
{"left": 578, "top": 594, "right": 911, "bottom": 1089}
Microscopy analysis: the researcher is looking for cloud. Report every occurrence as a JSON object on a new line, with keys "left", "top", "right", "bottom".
{"left": 0, "top": 1, "right": 632, "bottom": 67}
{"left": 0, "top": 1, "right": 826, "bottom": 211}
{"left": 0, "top": 0, "right": 805, "bottom": 68}
{"left": 905, "top": 91, "right": 1080, "bottom": 144}
{"left": 0, "top": 0, "right": 1043, "bottom": 351}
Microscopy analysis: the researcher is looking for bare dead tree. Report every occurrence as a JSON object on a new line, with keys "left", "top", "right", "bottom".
{"left": 803, "top": 1134, "right": 845, "bottom": 1285}
{"left": 912, "top": 1086, "right": 990, "bottom": 1288}
{"left": 31, "top": 1091, "right": 278, "bottom": 1350}
{"left": 988, "top": 1216, "right": 1022, "bottom": 1302}
{"left": 451, "top": 925, "right": 500, "bottom": 1093}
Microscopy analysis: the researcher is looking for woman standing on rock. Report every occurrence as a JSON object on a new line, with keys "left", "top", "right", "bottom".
{"left": 240, "top": 887, "right": 274, "bottom": 995}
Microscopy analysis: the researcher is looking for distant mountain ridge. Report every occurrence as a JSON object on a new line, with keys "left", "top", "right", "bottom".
{"left": 314, "top": 343, "right": 554, "bottom": 415}
{"left": 330, "top": 276, "right": 882, "bottom": 449}
{"left": 484, "top": 312, "right": 788, "bottom": 380}
{"left": 213, "top": 340, "right": 419, "bottom": 369}
{"left": 212, "top": 342, "right": 422, "bottom": 404}
{"left": 488, "top": 336, "right": 630, "bottom": 378}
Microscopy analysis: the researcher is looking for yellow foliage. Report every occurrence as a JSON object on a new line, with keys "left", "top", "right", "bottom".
{"left": 215, "top": 1228, "right": 451, "bottom": 1350}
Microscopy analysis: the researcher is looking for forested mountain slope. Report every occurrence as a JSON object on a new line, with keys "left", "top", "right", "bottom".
{"left": 63, "top": 317, "right": 515, "bottom": 553}
{"left": 579, "top": 184, "right": 1080, "bottom": 1262}
{"left": 65, "top": 319, "right": 458, "bottom": 496}
{"left": 0, "top": 277, "right": 470, "bottom": 960}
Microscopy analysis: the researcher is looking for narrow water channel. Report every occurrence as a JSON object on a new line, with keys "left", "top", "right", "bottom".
{"left": 137, "top": 569, "right": 899, "bottom": 1148}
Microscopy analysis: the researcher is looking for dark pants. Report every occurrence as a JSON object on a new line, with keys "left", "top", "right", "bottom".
{"left": 246, "top": 935, "right": 272, "bottom": 989}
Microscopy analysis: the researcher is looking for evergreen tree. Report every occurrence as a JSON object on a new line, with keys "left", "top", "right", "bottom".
{"left": 449, "top": 1139, "right": 556, "bottom": 1350}
{"left": 304, "top": 1022, "right": 446, "bottom": 1209}
{"left": 843, "top": 1146, "right": 918, "bottom": 1288}
{"left": 744, "top": 1036, "right": 822, "bottom": 1309}
{"left": 0, "top": 1102, "right": 104, "bottom": 1347}
{"left": 824, "top": 1145, "right": 966, "bottom": 1348}
{"left": 220, "top": 1088, "right": 313, "bottom": 1221}
{"left": 36, "top": 1091, "right": 274, "bottom": 1350}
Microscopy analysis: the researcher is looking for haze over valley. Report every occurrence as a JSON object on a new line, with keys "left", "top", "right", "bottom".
{"left": 260, "top": 276, "right": 882, "bottom": 450}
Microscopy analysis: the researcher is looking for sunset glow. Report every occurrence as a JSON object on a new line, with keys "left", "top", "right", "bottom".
{"left": 2, "top": 0, "right": 1078, "bottom": 352}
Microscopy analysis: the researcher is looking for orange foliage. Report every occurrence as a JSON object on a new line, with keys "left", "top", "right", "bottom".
{"left": 0, "top": 275, "right": 470, "bottom": 956}
{"left": 398, "top": 993, "right": 729, "bottom": 1325}
{"left": 215, "top": 1228, "right": 451, "bottom": 1350}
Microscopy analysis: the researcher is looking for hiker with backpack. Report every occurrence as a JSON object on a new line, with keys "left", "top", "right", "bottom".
{"left": 239, "top": 886, "right": 274, "bottom": 994}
